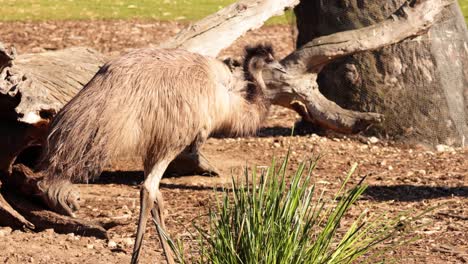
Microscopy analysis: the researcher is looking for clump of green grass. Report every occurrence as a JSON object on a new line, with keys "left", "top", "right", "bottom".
{"left": 175, "top": 156, "right": 432, "bottom": 264}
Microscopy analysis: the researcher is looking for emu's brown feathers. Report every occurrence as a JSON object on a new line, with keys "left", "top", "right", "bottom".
{"left": 40, "top": 47, "right": 272, "bottom": 184}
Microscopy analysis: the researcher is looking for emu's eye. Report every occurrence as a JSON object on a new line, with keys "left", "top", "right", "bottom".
{"left": 265, "top": 57, "right": 274, "bottom": 63}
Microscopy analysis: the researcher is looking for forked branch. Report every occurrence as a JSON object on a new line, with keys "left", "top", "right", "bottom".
{"left": 265, "top": 0, "right": 453, "bottom": 132}
{"left": 283, "top": 0, "right": 454, "bottom": 72}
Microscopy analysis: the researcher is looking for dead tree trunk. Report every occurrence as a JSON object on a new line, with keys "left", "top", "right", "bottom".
{"left": 295, "top": 0, "right": 468, "bottom": 146}
{"left": 0, "top": 0, "right": 452, "bottom": 231}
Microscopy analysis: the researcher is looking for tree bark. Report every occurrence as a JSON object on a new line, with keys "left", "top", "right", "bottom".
{"left": 295, "top": 0, "right": 468, "bottom": 146}
{"left": 0, "top": 47, "right": 106, "bottom": 230}
{"left": 161, "top": 0, "right": 299, "bottom": 57}
{"left": 1, "top": 164, "right": 107, "bottom": 238}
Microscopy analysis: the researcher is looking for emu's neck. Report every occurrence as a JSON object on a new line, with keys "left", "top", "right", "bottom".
{"left": 244, "top": 62, "right": 267, "bottom": 102}
{"left": 251, "top": 70, "right": 266, "bottom": 96}
{"left": 212, "top": 66, "right": 270, "bottom": 137}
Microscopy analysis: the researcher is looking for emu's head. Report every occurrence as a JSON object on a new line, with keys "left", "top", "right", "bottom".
{"left": 243, "top": 44, "right": 285, "bottom": 89}
{"left": 242, "top": 44, "right": 286, "bottom": 102}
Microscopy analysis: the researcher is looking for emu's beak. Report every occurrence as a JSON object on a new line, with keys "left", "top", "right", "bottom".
{"left": 271, "top": 62, "right": 287, "bottom": 74}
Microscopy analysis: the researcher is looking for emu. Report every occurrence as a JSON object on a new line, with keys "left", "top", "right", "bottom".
{"left": 39, "top": 44, "right": 284, "bottom": 263}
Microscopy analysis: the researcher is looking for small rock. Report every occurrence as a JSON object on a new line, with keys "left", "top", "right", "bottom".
{"left": 86, "top": 244, "right": 94, "bottom": 249}
{"left": 273, "top": 142, "right": 281, "bottom": 148}
{"left": 436, "top": 144, "right": 446, "bottom": 152}
{"left": 66, "top": 233, "right": 75, "bottom": 241}
{"left": 0, "top": 227, "right": 12, "bottom": 237}
{"left": 417, "top": 170, "right": 426, "bottom": 175}
{"left": 388, "top": 165, "right": 394, "bottom": 171}
{"left": 122, "top": 237, "right": 134, "bottom": 247}
{"left": 435, "top": 144, "right": 453, "bottom": 152}
{"left": 108, "top": 240, "right": 117, "bottom": 248}
{"left": 368, "top": 136, "right": 379, "bottom": 144}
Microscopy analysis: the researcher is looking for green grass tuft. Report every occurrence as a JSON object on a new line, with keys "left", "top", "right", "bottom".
{"left": 173, "top": 156, "right": 435, "bottom": 264}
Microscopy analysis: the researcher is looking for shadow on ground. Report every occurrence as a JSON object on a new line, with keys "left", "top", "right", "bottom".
{"left": 364, "top": 185, "right": 468, "bottom": 201}
{"left": 211, "top": 122, "right": 325, "bottom": 138}
{"left": 94, "top": 170, "right": 221, "bottom": 191}
{"left": 94, "top": 171, "right": 144, "bottom": 185}
{"left": 96, "top": 171, "right": 468, "bottom": 200}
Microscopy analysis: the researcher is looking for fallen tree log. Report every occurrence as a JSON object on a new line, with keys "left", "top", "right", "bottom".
{"left": 0, "top": 47, "right": 107, "bottom": 231}
{"left": 0, "top": 0, "right": 452, "bottom": 231}
{"left": 2, "top": 165, "right": 107, "bottom": 238}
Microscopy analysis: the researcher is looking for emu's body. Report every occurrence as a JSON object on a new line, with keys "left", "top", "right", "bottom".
{"left": 40, "top": 45, "right": 281, "bottom": 263}
{"left": 44, "top": 48, "right": 267, "bottom": 183}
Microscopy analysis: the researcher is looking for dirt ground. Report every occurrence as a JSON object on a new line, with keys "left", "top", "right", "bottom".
{"left": 0, "top": 20, "right": 467, "bottom": 264}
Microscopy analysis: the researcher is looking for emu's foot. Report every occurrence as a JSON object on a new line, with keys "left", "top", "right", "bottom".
{"left": 37, "top": 180, "right": 80, "bottom": 217}
{"left": 166, "top": 151, "right": 219, "bottom": 177}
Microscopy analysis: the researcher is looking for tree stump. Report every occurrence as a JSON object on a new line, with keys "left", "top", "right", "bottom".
{"left": 295, "top": 0, "right": 468, "bottom": 146}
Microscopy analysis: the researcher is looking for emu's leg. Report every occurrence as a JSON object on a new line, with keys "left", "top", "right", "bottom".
{"left": 151, "top": 192, "right": 175, "bottom": 264}
{"left": 165, "top": 131, "right": 219, "bottom": 177}
{"left": 131, "top": 187, "right": 153, "bottom": 264}
{"left": 131, "top": 159, "right": 174, "bottom": 264}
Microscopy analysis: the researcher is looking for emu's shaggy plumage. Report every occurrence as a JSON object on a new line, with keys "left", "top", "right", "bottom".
{"left": 39, "top": 44, "right": 280, "bottom": 264}
{"left": 42, "top": 47, "right": 269, "bottom": 183}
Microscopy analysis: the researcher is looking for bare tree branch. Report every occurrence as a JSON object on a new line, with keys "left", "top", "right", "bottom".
{"left": 0, "top": 190, "right": 34, "bottom": 229}
{"left": 161, "top": 0, "right": 299, "bottom": 57}
{"left": 283, "top": 0, "right": 454, "bottom": 72}
{"left": 259, "top": 0, "right": 453, "bottom": 132}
